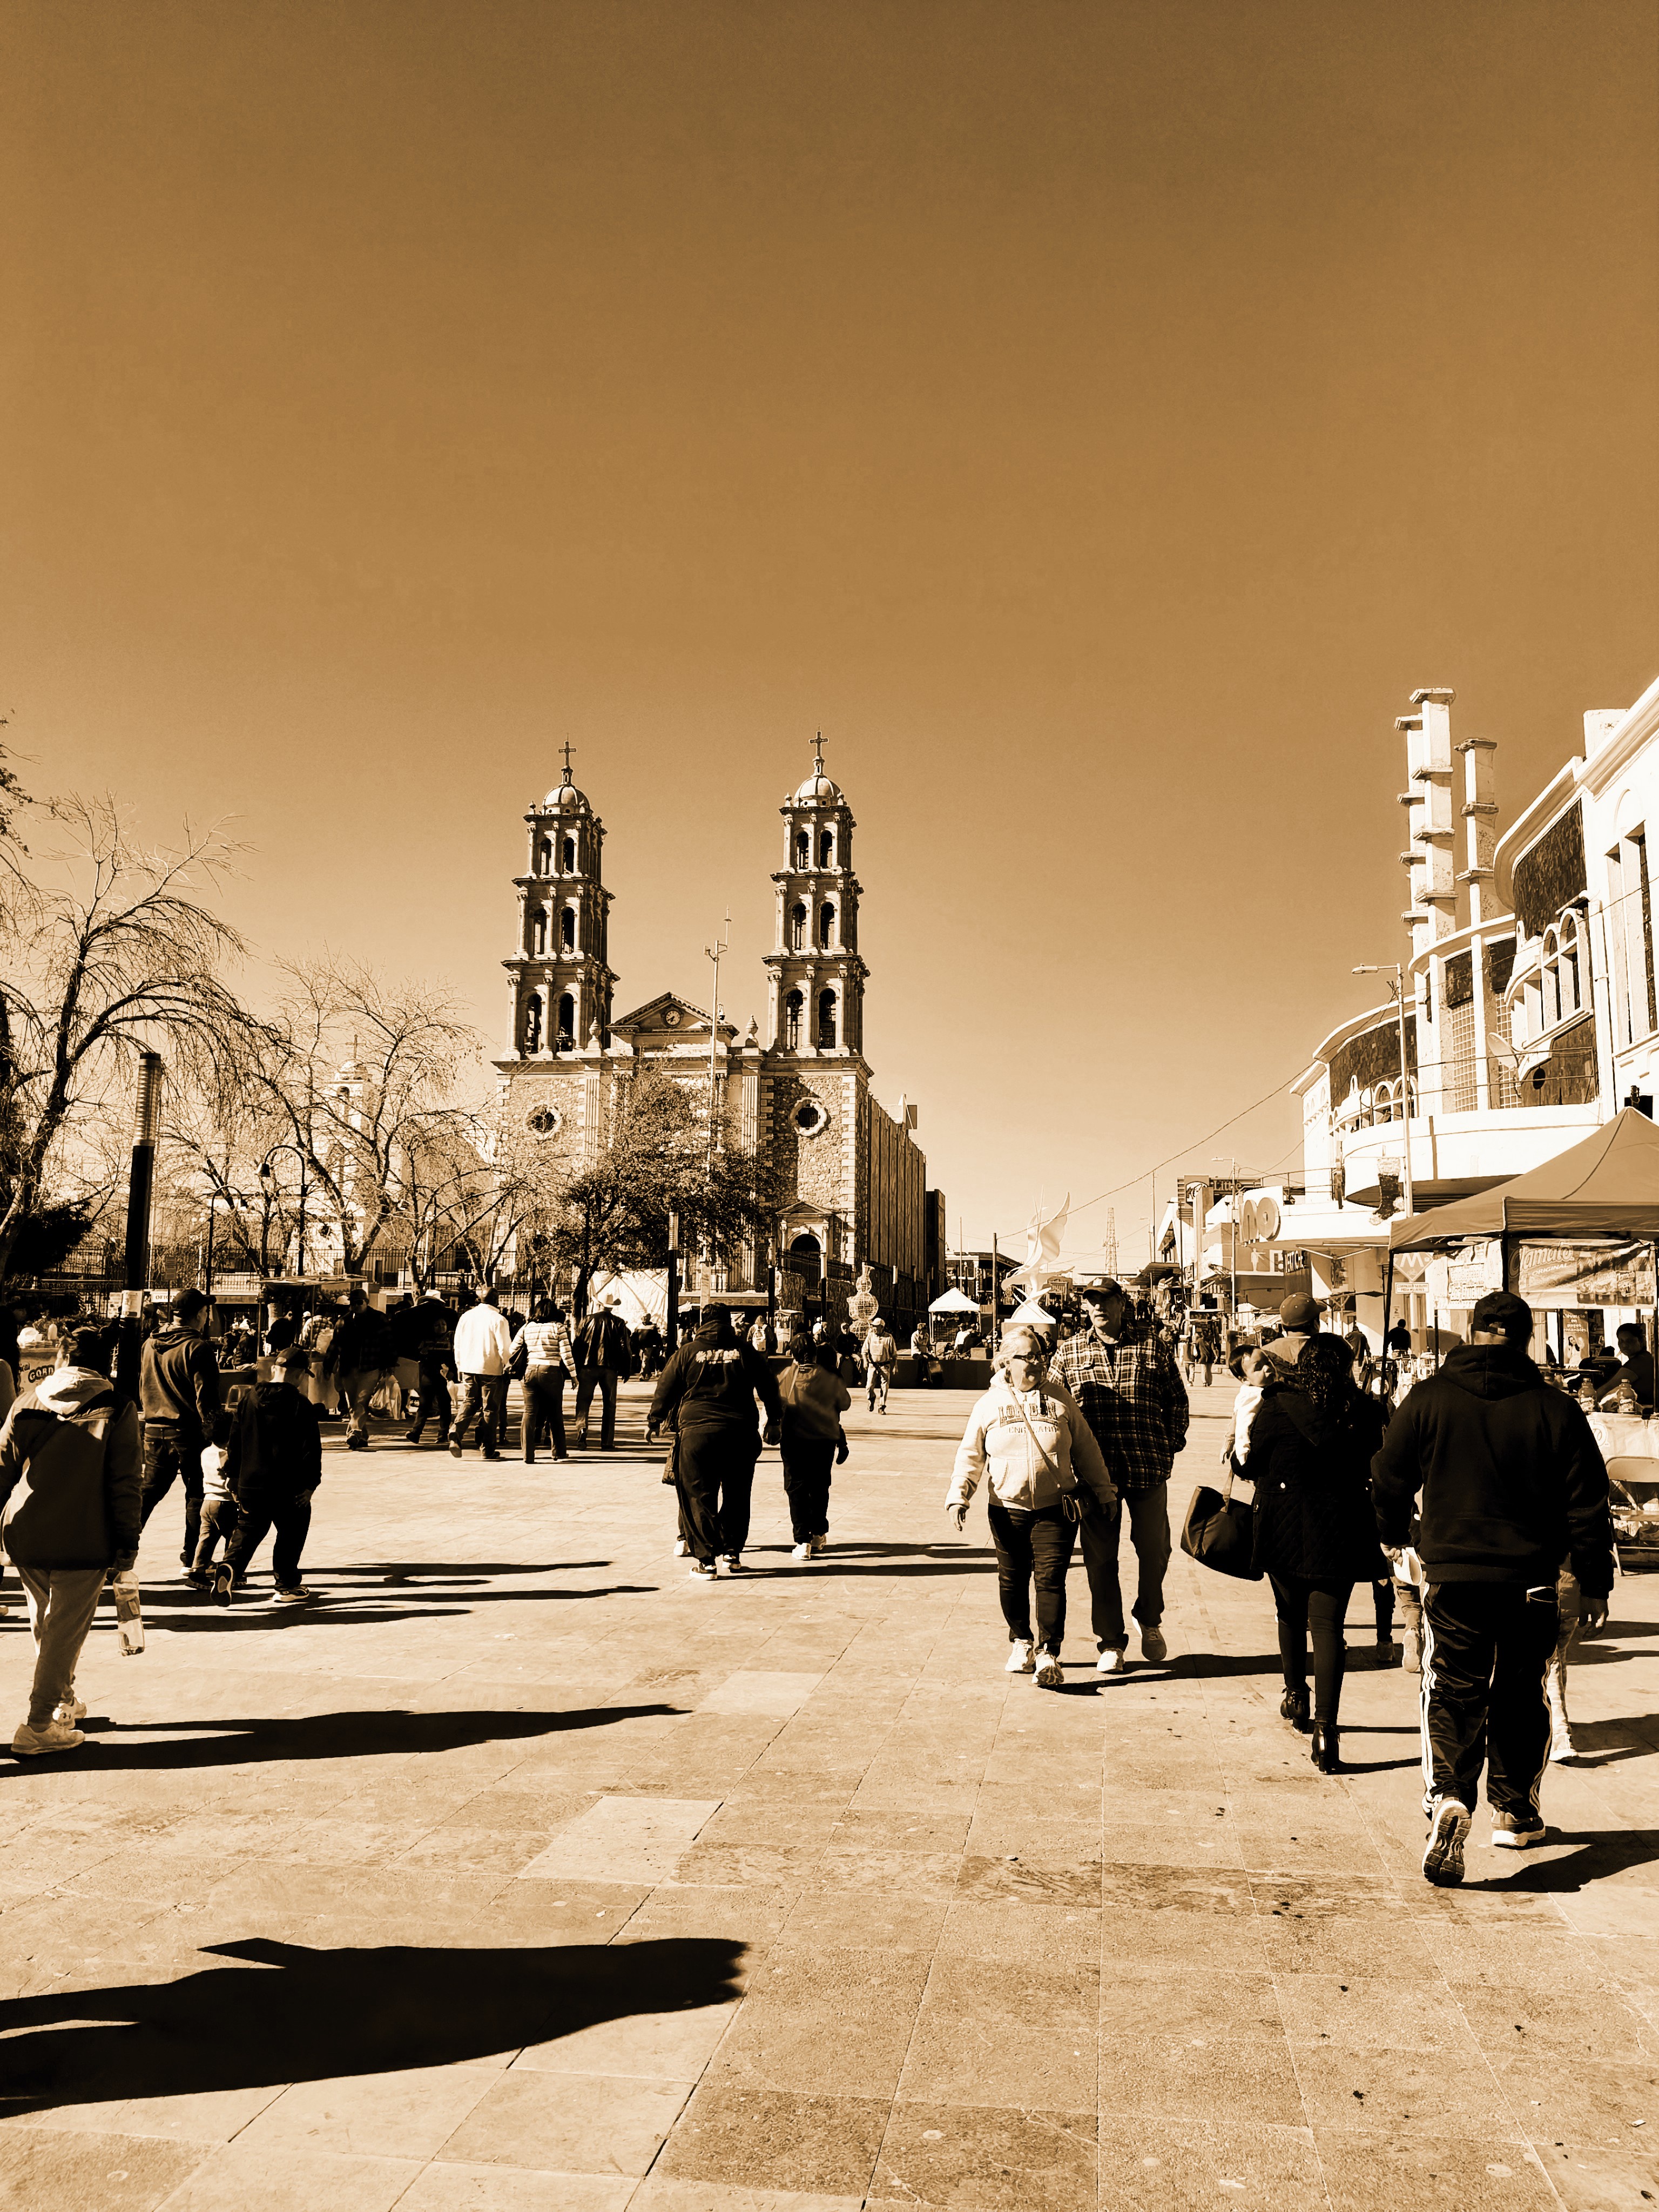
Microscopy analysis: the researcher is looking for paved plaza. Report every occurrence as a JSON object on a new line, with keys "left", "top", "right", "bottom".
{"left": 1, "top": 1380, "right": 1657, "bottom": 2211}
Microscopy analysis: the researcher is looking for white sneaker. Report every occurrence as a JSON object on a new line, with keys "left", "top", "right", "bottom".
{"left": 720, "top": 1555, "right": 747, "bottom": 1575}
{"left": 1139, "top": 1624, "right": 1168, "bottom": 1664}
{"left": 673, "top": 1537, "right": 690, "bottom": 1557}
{"left": 1491, "top": 1811, "right": 1550, "bottom": 1849}
{"left": 1033, "top": 1649, "right": 1064, "bottom": 1689}
{"left": 1421, "top": 1796, "right": 1472, "bottom": 1887}
{"left": 12, "top": 1719, "right": 85, "bottom": 1757}
{"left": 53, "top": 1689, "right": 87, "bottom": 1722}
{"left": 272, "top": 1586, "right": 313, "bottom": 1604}
{"left": 790, "top": 1542, "right": 812, "bottom": 1563}
{"left": 689, "top": 1561, "right": 718, "bottom": 1583}
{"left": 1005, "top": 1641, "right": 1036, "bottom": 1674}
{"left": 1095, "top": 1648, "right": 1125, "bottom": 1676}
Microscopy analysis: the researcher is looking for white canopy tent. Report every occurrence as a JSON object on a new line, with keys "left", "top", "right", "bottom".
{"left": 928, "top": 1287, "right": 980, "bottom": 1314}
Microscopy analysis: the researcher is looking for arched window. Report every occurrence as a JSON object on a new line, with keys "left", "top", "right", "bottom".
{"left": 794, "top": 830, "right": 810, "bottom": 867}
{"left": 561, "top": 906, "right": 576, "bottom": 950}
{"left": 562, "top": 835, "right": 576, "bottom": 871}
{"left": 1541, "top": 927, "right": 1561, "bottom": 1033}
{"left": 537, "top": 839, "right": 551, "bottom": 874}
{"left": 817, "top": 988, "right": 837, "bottom": 1050}
{"left": 819, "top": 902, "right": 835, "bottom": 947}
{"left": 1560, "top": 913, "right": 1582, "bottom": 1017}
{"left": 784, "top": 989, "right": 803, "bottom": 1049}
{"left": 557, "top": 993, "right": 575, "bottom": 1050}
{"left": 531, "top": 909, "right": 548, "bottom": 956}
{"left": 790, "top": 902, "right": 807, "bottom": 950}
{"left": 524, "top": 995, "right": 543, "bottom": 1054}
{"left": 819, "top": 830, "right": 834, "bottom": 867}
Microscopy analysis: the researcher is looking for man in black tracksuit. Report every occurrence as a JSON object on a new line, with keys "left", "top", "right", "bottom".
{"left": 1372, "top": 1287, "right": 1613, "bottom": 1886}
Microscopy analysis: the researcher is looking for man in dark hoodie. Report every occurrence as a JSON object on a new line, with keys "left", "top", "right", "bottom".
{"left": 137, "top": 1289, "right": 231, "bottom": 1573}
{"left": 0, "top": 1326, "right": 141, "bottom": 1755}
{"left": 222, "top": 1345, "right": 323, "bottom": 1601}
{"left": 1372, "top": 1287, "right": 1613, "bottom": 1886}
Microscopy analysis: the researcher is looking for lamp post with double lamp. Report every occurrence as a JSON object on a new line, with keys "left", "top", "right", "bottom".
{"left": 258, "top": 1142, "right": 311, "bottom": 1351}
{"left": 1351, "top": 964, "right": 1415, "bottom": 1219}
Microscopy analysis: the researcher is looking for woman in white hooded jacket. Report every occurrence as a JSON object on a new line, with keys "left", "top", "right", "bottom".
{"left": 947, "top": 1325, "right": 1117, "bottom": 1686}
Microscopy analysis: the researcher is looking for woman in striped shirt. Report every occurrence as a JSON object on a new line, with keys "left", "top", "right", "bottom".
{"left": 509, "top": 1301, "right": 577, "bottom": 1464}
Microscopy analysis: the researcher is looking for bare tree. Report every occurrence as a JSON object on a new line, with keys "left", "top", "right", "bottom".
{"left": 0, "top": 798, "right": 255, "bottom": 1282}
{"left": 221, "top": 957, "right": 482, "bottom": 1279}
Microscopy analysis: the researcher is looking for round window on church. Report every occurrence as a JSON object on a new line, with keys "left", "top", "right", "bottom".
{"left": 794, "top": 1100, "right": 829, "bottom": 1138}
{"left": 525, "top": 1104, "right": 563, "bottom": 1140}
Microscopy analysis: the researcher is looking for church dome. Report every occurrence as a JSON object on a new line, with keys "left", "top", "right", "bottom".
{"left": 793, "top": 772, "right": 841, "bottom": 802}
{"left": 543, "top": 779, "right": 590, "bottom": 813}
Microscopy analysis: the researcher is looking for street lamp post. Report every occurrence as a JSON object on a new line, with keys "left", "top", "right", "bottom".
{"left": 258, "top": 1142, "right": 311, "bottom": 1277}
{"left": 1212, "top": 1155, "right": 1237, "bottom": 1319}
{"left": 1352, "top": 963, "right": 1415, "bottom": 1218}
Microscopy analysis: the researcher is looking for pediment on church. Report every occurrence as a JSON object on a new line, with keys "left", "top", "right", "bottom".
{"left": 611, "top": 992, "right": 738, "bottom": 1046}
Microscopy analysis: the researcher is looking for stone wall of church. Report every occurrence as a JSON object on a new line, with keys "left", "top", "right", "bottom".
{"left": 759, "top": 1064, "right": 859, "bottom": 1264}
{"left": 859, "top": 1091, "right": 927, "bottom": 1290}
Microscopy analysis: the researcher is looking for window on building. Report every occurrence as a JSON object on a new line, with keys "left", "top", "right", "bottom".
{"left": 561, "top": 906, "right": 576, "bottom": 950}
{"left": 524, "top": 995, "right": 543, "bottom": 1054}
{"left": 790, "top": 902, "right": 807, "bottom": 949}
{"left": 819, "top": 902, "right": 835, "bottom": 947}
{"left": 537, "top": 839, "right": 551, "bottom": 873}
{"left": 557, "top": 992, "right": 575, "bottom": 1049}
{"left": 1608, "top": 833, "right": 1658, "bottom": 1047}
{"left": 819, "top": 829, "right": 834, "bottom": 866}
{"left": 817, "top": 988, "right": 837, "bottom": 1050}
{"left": 531, "top": 909, "right": 548, "bottom": 956}
{"left": 1541, "top": 927, "right": 1561, "bottom": 1034}
{"left": 794, "top": 830, "right": 810, "bottom": 867}
{"left": 784, "top": 989, "right": 802, "bottom": 1049}
{"left": 562, "top": 835, "right": 576, "bottom": 871}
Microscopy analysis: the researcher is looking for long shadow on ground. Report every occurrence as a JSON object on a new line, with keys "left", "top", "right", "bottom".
{"left": 0, "top": 1934, "right": 743, "bottom": 2110}
{"left": 0, "top": 1704, "right": 683, "bottom": 1774}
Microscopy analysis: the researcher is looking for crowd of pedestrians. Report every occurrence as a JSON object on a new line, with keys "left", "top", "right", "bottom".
{"left": 0, "top": 1271, "right": 1624, "bottom": 1894}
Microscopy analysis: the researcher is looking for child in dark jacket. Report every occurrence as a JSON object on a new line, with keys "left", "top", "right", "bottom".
{"left": 778, "top": 1333, "right": 851, "bottom": 1563}
{"left": 222, "top": 1346, "right": 323, "bottom": 1602}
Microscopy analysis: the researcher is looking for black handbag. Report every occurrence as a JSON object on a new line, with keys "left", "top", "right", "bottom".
{"left": 1180, "top": 1467, "right": 1262, "bottom": 1580}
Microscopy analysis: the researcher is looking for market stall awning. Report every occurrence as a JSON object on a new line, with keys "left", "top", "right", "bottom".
{"left": 1390, "top": 1109, "right": 1659, "bottom": 1252}
{"left": 928, "top": 1287, "right": 980, "bottom": 1313}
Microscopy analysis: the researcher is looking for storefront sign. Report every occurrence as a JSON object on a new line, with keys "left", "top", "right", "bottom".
{"left": 1446, "top": 1242, "right": 1502, "bottom": 1305}
{"left": 1516, "top": 1242, "right": 1657, "bottom": 1309}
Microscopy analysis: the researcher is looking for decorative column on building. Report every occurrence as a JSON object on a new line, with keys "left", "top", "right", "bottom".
{"left": 1458, "top": 729, "right": 1499, "bottom": 1111}
{"left": 1396, "top": 688, "right": 1457, "bottom": 1115}
{"left": 763, "top": 739, "right": 869, "bottom": 1058}
{"left": 501, "top": 748, "right": 616, "bottom": 1064}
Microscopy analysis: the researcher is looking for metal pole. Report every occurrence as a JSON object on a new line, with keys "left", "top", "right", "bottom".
{"left": 203, "top": 1190, "right": 217, "bottom": 1298}
{"left": 666, "top": 1209, "right": 680, "bottom": 1354}
{"left": 990, "top": 1231, "right": 999, "bottom": 1346}
{"left": 123, "top": 1053, "right": 163, "bottom": 1297}
{"left": 1395, "top": 961, "right": 1415, "bottom": 1219}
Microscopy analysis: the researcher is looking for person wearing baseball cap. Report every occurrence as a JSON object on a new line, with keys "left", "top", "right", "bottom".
{"left": 1053, "top": 1277, "right": 1189, "bottom": 1673}
{"left": 1262, "top": 1292, "right": 1321, "bottom": 1371}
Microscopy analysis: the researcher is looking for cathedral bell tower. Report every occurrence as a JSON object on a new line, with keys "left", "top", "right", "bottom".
{"left": 763, "top": 739, "right": 867, "bottom": 1058}
{"left": 498, "top": 749, "right": 615, "bottom": 1065}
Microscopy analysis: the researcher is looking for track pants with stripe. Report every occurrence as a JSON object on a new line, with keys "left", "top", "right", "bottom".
{"left": 1420, "top": 1582, "right": 1556, "bottom": 1819}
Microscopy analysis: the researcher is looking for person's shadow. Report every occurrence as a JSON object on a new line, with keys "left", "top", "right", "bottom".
{"left": 0, "top": 1936, "right": 744, "bottom": 2111}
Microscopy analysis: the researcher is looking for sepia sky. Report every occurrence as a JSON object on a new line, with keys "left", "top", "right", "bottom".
{"left": 5, "top": 0, "right": 1657, "bottom": 1266}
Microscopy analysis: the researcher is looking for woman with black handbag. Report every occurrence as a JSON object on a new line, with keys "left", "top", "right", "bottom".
{"left": 1239, "top": 1333, "right": 1388, "bottom": 1772}
{"left": 507, "top": 1301, "right": 576, "bottom": 1465}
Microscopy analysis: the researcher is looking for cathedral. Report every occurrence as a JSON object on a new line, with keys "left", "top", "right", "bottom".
{"left": 491, "top": 744, "right": 941, "bottom": 1326}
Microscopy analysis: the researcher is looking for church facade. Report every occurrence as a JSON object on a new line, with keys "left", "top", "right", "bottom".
{"left": 492, "top": 747, "right": 938, "bottom": 1325}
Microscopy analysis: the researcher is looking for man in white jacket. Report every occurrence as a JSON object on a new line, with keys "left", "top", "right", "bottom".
{"left": 449, "top": 1289, "right": 514, "bottom": 1462}
{"left": 947, "top": 1326, "right": 1117, "bottom": 1687}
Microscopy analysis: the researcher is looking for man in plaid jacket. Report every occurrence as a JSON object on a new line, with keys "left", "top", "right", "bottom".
{"left": 1053, "top": 1280, "right": 1189, "bottom": 1674}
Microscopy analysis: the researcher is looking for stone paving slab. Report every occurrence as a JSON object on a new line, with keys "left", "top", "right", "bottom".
{"left": 1, "top": 1378, "right": 1657, "bottom": 2207}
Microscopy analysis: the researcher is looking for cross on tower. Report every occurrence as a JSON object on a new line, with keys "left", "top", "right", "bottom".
{"left": 812, "top": 731, "right": 826, "bottom": 777}
{"left": 559, "top": 740, "right": 576, "bottom": 786}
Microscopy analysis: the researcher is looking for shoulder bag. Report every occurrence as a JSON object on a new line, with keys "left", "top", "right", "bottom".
{"left": 1180, "top": 1465, "right": 1262, "bottom": 1580}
